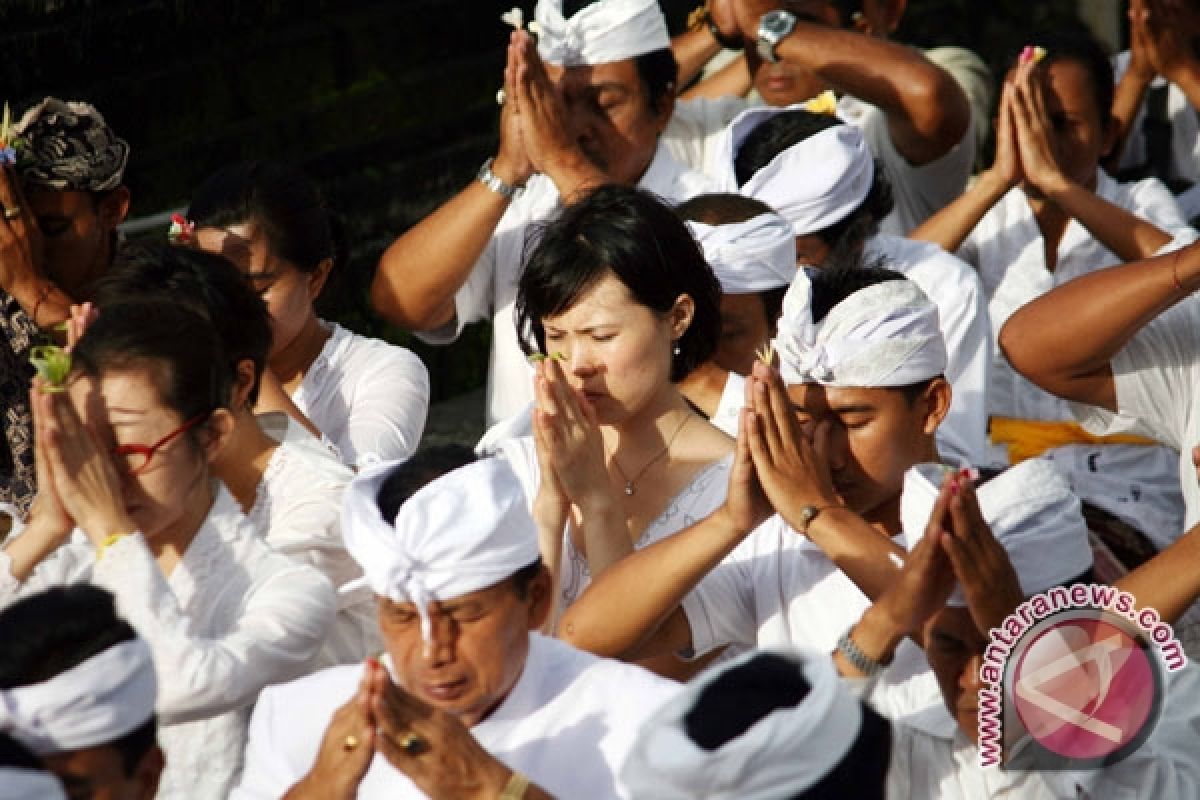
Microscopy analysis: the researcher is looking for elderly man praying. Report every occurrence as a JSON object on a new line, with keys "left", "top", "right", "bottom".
{"left": 234, "top": 456, "right": 677, "bottom": 800}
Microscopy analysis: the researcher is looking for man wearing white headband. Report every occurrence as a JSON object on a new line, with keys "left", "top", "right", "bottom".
{"left": 373, "top": 0, "right": 713, "bottom": 427}
{"left": 621, "top": 648, "right": 893, "bottom": 798}
{"left": 677, "top": 192, "right": 796, "bottom": 436}
{"left": 840, "top": 460, "right": 1200, "bottom": 798}
{"left": 0, "top": 586, "right": 164, "bottom": 800}
{"left": 664, "top": 0, "right": 981, "bottom": 236}
{"left": 236, "top": 457, "right": 676, "bottom": 800}
{"left": 725, "top": 106, "right": 990, "bottom": 468}
{"left": 561, "top": 267, "right": 958, "bottom": 723}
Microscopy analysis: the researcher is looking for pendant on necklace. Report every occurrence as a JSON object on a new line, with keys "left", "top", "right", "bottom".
{"left": 624, "top": 482, "right": 635, "bottom": 496}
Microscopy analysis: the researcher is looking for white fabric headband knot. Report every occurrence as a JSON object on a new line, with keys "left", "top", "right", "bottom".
{"left": 686, "top": 213, "right": 796, "bottom": 294}
{"left": 341, "top": 457, "right": 541, "bottom": 646}
{"left": 535, "top": 0, "right": 670, "bottom": 66}
{"left": 773, "top": 271, "right": 947, "bottom": 387}
{"left": 901, "top": 460, "right": 1092, "bottom": 606}
{"left": 714, "top": 103, "right": 873, "bottom": 237}
{"left": 0, "top": 638, "right": 157, "bottom": 757}
{"left": 620, "top": 648, "right": 862, "bottom": 798}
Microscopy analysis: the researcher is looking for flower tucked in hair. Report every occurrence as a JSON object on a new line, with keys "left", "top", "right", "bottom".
{"left": 167, "top": 213, "right": 195, "bottom": 245}
{"left": 0, "top": 103, "right": 25, "bottom": 167}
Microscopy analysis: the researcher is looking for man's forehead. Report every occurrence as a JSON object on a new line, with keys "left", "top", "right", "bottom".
{"left": 381, "top": 580, "right": 509, "bottom": 611}
{"left": 548, "top": 58, "right": 641, "bottom": 91}
{"left": 786, "top": 382, "right": 894, "bottom": 411}
{"left": 25, "top": 187, "right": 95, "bottom": 217}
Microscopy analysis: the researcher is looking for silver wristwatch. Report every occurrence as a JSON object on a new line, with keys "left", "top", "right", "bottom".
{"left": 756, "top": 9, "right": 797, "bottom": 64}
{"left": 477, "top": 157, "right": 523, "bottom": 200}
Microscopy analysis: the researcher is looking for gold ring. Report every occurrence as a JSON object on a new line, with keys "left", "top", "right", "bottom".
{"left": 398, "top": 731, "right": 426, "bottom": 755}
{"left": 3, "top": 206, "right": 19, "bottom": 220}
{"left": 342, "top": 734, "right": 359, "bottom": 752}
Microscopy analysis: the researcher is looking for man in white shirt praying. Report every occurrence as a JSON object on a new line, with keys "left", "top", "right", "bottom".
{"left": 372, "top": 0, "right": 713, "bottom": 427}
{"left": 0, "top": 585, "right": 164, "bottom": 800}
{"left": 235, "top": 456, "right": 677, "bottom": 800}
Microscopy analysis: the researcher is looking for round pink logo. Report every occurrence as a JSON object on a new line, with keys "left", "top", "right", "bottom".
{"left": 1010, "top": 612, "right": 1161, "bottom": 764}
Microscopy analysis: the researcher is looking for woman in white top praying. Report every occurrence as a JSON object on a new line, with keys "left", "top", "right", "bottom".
{"left": 507, "top": 185, "right": 733, "bottom": 676}
{"left": 0, "top": 303, "right": 336, "bottom": 799}
{"left": 90, "top": 243, "right": 376, "bottom": 665}
{"left": 189, "top": 161, "right": 430, "bottom": 469}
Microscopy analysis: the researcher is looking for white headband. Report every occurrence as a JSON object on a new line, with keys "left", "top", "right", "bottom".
{"left": 341, "top": 457, "right": 541, "bottom": 645}
{"left": 535, "top": 0, "right": 670, "bottom": 66}
{"left": 0, "top": 638, "right": 157, "bottom": 757}
{"left": 620, "top": 648, "right": 863, "bottom": 798}
{"left": 773, "top": 271, "right": 947, "bottom": 387}
{"left": 686, "top": 213, "right": 796, "bottom": 294}
{"left": 0, "top": 769, "right": 67, "bottom": 800}
{"left": 901, "top": 460, "right": 1093, "bottom": 606}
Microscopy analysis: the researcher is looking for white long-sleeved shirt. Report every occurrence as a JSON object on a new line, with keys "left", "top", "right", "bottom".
{"left": 0, "top": 486, "right": 336, "bottom": 799}
{"left": 292, "top": 320, "right": 429, "bottom": 469}
{"left": 960, "top": 170, "right": 1196, "bottom": 547}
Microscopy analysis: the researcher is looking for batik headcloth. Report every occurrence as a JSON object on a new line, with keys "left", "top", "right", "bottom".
{"left": 14, "top": 97, "right": 129, "bottom": 192}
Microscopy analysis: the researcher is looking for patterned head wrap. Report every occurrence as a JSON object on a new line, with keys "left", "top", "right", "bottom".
{"left": 13, "top": 98, "right": 129, "bottom": 192}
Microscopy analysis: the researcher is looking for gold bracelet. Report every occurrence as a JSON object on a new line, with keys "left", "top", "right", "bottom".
{"left": 96, "top": 532, "right": 129, "bottom": 559}
{"left": 498, "top": 771, "right": 529, "bottom": 800}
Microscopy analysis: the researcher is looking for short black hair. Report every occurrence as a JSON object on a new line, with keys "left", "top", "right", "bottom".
{"left": 675, "top": 192, "right": 776, "bottom": 227}
{"left": 375, "top": 445, "right": 478, "bottom": 522}
{"left": 98, "top": 242, "right": 272, "bottom": 407}
{"left": 808, "top": 264, "right": 907, "bottom": 323}
{"left": 734, "top": 110, "right": 893, "bottom": 263}
{"left": 73, "top": 301, "right": 232, "bottom": 430}
{"left": 510, "top": 559, "right": 544, "bottom": 600}
{"left": 516, "top": 185, "right": 721, "bottom": 382}
{"left": 0, "top": 587, "right": 158, "bottom": 775}
{"left": 634, "top": 48, "right": 679, "bottom": 113}
{"left": 1024, "top": 31, "right": 1114, "bottom": 124}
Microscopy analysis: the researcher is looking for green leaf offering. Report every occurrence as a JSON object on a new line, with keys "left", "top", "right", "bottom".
{"left": 30, "top": 345, "right": 71, "bottom": 392}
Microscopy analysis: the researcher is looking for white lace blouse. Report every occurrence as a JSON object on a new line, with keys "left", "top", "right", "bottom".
{"left": 291, "top": 321, "right": 429, "bottom": 469}
{"left": 0, "top": 486, "right": 336, "bottom": 800}
{"left": 251, "top": 412, "right": 379, "bottom": 665}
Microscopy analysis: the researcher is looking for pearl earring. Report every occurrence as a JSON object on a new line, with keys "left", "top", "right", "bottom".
{"left": 672, "top": 343, "right": 681, "bottom": 356}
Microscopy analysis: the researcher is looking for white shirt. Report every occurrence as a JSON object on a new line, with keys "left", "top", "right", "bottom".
{"left": 423, "top": 143, "right": 716, "bottom": 426}
{"left": 663, "top": 91, "right": 975, "bottom": 237}
{"left": 292, "top": 321, "right": 429, "bottom": 468}
{"left": 233, "top": 634, "right": 678, "bottom": 800}
{"left": 0, "top": 486, "right": 336, "bottom": 800}
{"left": 867, "top": 233, "right": 991, "bottom": 468}
{"left": 1075, "top": 295, "right": 1200, "bottom": 534}
{"left": 680, "top": 514, "right": 944, "bottom": 722}
{"left": 1114, "top": 53, "right": 1200, "bottom": 195}
{"left": 960, "top": 171, "right": 1195, "bottom": 546}
{"left": 710, "top": 371, "right": 745, "bottom": 437}
{"left": 254, "top": 412, "right": 380, "bottom": 665}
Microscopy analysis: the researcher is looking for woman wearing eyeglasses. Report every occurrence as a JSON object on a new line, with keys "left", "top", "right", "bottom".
{"left": 0, "top": 303, "right": 336, "bottom": 800}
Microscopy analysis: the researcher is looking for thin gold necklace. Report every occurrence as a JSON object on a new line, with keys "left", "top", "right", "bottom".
{"left": 610, "top": 412, "right": 692, "bottom": 496}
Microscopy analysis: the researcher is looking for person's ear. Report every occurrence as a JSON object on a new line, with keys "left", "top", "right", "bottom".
{"left": 667, "top": 293, "right": 696, "bottom": 342}
{"left": 920, "top": 377, "right": 952, "bottom": 435}
{"left": 98, "top": 186, "right": 131, "bottom": 231}
{"left": 306, "top": 257, "right": 334, "bottom": 302}
{"left": 229, "top": 359, "right": 259, "bottom": 411}
{"left": 134, "top": 744, "right": 165, "bottom": 800}
{"left": 201, "top": 408, "right": 237, "bottom": 464}
{"left": 525, "top": 566, "right": 555, "bottom": 632}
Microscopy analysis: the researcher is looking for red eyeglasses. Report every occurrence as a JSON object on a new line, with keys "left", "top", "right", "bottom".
{"left": 112, "top": 413, "right": 210, "bottom": 476}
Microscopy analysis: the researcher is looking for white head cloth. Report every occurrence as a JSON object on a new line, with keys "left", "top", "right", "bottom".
{"left": 712, "top": 103, "right": 873, "bottom": 236}
{"left": 620, "top": 648, "right": 863, "bottom": 798}
{"left": 0, "top": 638, "right": 157, "bottom": 757}
{"left": 341, "top": 457, "right": 541, "bottom": 644}
{"left": 535, "top": 0, "right": 670, "bottom": 66}
{"left": 686, "top": 213, "right": 796, "bottom": 294}
{"left": 901, "top": 460, "right": 1093, "bottom": 606}
{"left": 0, "top": 769, "right": 67, "bottom": 800}
{"left": 772, "top": 270, "right": 947, "bottom": 387}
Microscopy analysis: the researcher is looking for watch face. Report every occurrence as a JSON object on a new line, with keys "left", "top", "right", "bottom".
{"left": 763, "top": 9, "right": 790, "bottom": 34}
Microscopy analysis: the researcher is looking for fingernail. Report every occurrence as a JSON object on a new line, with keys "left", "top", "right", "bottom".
{"left": 1020, "top": 45, "right": 1033, "bottom": 63}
